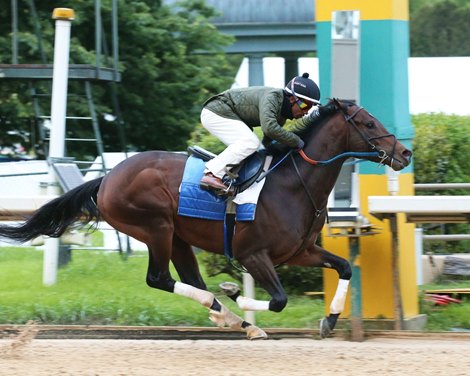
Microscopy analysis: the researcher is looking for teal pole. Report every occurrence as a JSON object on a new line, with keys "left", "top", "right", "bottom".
{"left": 248, "top": 54, "right": 264, "bottom": 86}
{"left": 349, "top": 237, "right": 364, "bottom": 341}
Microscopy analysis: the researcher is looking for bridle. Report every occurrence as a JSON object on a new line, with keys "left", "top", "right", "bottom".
{"left": 261, "top": 100, "right": 400, "bottom": 216}
{"left": 290, "top": 100, "right": 399, "bottom": 241}
{"left": 298, "top": 100, "right": 398, "bottom": 166}
{"left": 338, "top": 102, "right": 397, "bottom": 166}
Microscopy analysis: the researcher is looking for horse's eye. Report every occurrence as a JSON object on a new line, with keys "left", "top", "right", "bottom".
{"left": 365, "top": 121, "right": 375, "bottom": 129}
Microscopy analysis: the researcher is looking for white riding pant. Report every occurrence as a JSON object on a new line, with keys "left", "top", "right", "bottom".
{"left": 201, "top": 108, "right": 261, "bottom": 178}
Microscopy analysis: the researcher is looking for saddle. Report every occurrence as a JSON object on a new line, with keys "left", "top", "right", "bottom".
{"left": 188, "top": 145, "right": 267, "bottom": 195}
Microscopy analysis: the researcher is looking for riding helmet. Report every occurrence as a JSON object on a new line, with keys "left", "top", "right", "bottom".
{"left": 284, "top": 72, "right": 321, "bottom": 104}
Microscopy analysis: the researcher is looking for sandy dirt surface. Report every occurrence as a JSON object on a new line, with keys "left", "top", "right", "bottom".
{"left": 1, "top": 332, "right": 469, "bottom": 376}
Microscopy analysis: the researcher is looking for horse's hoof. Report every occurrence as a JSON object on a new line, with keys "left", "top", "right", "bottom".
{"left": 208, "top": 309, "right": 225, "bottom": 328}
{"left": 219, "top": 282, "right": 240, "bottom": 297}
{"left": 319, "top": 318, "right": 331, "bottom": 339}
{"left": 245, "top": 325, "right": 268, "bottom": 340}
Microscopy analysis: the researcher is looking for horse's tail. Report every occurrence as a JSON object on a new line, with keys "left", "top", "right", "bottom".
{"left": 0, "top": 177, "right": 104, "bottom": 243}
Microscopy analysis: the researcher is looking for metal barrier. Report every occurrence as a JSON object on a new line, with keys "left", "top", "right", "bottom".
{"left": 414, "top": 183, "right": 470, "bottom": 190}
{"left": 423, "top": 234, "right": 470, "bottom": 241}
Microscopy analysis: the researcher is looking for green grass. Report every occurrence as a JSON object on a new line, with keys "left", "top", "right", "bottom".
{"left": 419, "top": 281, "right": 470, "bottom": 331}
{"left": 1, "top": 247, "right": 469, "bottom": 331}
{"left": 0, "top": 247, "right": 323, "bottom": 328}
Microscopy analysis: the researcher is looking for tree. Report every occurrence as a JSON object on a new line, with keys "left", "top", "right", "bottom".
{"left": 412, "top": 113, "right": 470, "bottom": 254}
{"left": 413, "top": 113, "right": 470, "bottom": 188}
{"left": 0, "top": 0, "right": 237, "bottom": 157}
{"left": 410, "top": 0, "right": 470, "bottom": 56}
{"left": 114, "top": 0, "right": 236, "bottom": 151}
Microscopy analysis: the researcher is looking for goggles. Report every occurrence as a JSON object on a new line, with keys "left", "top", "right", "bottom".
{"left": 291, "top": 78, "right": 312, "bottom": 110}
{"left": 295, "top": 97, "right": 310, "bottom": 110}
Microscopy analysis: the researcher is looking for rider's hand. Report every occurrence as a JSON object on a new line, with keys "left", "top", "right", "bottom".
{"left": 295, "top": 139, "right": 305, "bottom": 151}
{"left": 308, "top": 108, "right": 320, "bottom": 121}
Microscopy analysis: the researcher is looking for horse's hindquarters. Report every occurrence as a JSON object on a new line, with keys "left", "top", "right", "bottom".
{"left": 97, "top": 151, "right": 187, "bottom": 242}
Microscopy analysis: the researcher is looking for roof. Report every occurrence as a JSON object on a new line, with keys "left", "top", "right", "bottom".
{"left": 203, "top": 0, "right": 315, "bottom": 24}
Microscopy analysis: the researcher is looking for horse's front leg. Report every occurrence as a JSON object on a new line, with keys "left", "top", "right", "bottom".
{"left": 288, "top": 244, "right": 352, "bottom": 338}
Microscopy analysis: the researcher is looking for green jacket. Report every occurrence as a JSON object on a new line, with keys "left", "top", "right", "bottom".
{"left": 203, "top": 86, "right": 310, "bottom": 148}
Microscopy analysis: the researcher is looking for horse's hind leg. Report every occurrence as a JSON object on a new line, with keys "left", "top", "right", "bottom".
{"left": 170, "top": 236, "right": 207, "bottom": 289}
{"left": 221, "top": 250, "right": 289, "bottom": 314}
{"left": 168, "top": 235, "right": 267, "bottom": 340}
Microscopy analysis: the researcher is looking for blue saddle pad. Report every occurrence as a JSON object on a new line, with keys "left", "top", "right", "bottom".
{"left": 177, "top": 156, "right": 256, "bottom": 221}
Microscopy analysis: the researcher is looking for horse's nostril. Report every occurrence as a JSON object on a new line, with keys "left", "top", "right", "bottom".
{"left": 403, "top": 149, "right": 413, "bottom": 159}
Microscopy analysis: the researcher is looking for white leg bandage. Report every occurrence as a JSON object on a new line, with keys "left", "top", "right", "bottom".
{"left": 220, "top": 303, "right": 243, "bottom": 329}
{"left": 236, "top": 296, "right": 270, "bottom": 311}
{"left": 174, "top": 282, "right": 214, "bottom": 308}
{"left": 209, "top": 303, "right": 243, "bottom": 330}
{"left": 329, "top": 279, "right": 350, "bottom": 314}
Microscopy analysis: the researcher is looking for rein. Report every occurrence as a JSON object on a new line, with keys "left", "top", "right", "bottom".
{"left": 256, "top": 149, "right": 294, "bottom": 182}
{"left": 298, "top": 150, "right": 381, "bottom": 165}
{"left": 290, "top": 153, "right": 324, "bottom": 218}
{"left": 298, "top": 102, "right": 397, "bottom": 167}
{"left": 260, "top": 101, "right": 397, "bottom": 180}
{"left": 273, "top": 153, "right": 325, "bottom": 268}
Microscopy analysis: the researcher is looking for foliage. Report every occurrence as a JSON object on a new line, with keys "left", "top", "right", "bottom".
{"left": 114, "top": 0, "right": 236, "bottom": 151}
{"left": 410, "top": 0, "right": 470, "bottom": 56}
{"left": 3, "top": 0, "right": 470, "bottom": 158}
{"left": 0, "top": 0, "right": 238, "bottom": 159}
{"left": 413, "top": 113, "right": 470, "bottom": 188}
{"left": 422, "top": 301, "right": 470, "bottom": 331}
{"left": 410, "top": 0, "right": 442, "bottom": 14}
{"left": 276, "top": 264, "right": 323, "bottom": 295}
{"left": 188, "top": 122, "right": 263, "bottom": 153}
{"left": 199, "top": 251, "right": 323, "bottom": 295}
{"left": 412, "top": 113, "right": 470, "bottom": 254}
{"left": 188, "top": 123, "right": 225, "bottom": 153}
{"left": 409, "top": 0, "right": 470, "bottom": 14}
{"left": 420, "top": 281, "right": 470, "bottom": 331}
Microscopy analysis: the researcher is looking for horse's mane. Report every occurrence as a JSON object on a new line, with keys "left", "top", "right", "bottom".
{"left": 292, "top": 98, "right": 357, "bottom": 140}
{"left": 264, "top": 99, "right": 356, "bottom": 156}
{"left": 291, "top": 99, "right": 337, "bottom": 140}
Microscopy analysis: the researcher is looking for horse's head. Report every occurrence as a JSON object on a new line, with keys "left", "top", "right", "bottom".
{"left": 328, "top": 98, "right": 412, "bottom": 171}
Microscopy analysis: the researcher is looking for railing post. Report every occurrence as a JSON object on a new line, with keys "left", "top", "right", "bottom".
{"left": 415, "top": 228, "right": 424, "bottom": 286}
{"left": 43, "top": 8, "right": 75, "bottom": 286}
{"left": 349, "top": 236, "right": 364, "bottom": 341}
{"left": 243, "top": 273, "right": 256, "bottom": 325}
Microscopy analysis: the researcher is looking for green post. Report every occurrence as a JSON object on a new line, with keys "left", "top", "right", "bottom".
{"left": 349, "top": 237, "right": 364, "bottom": 341}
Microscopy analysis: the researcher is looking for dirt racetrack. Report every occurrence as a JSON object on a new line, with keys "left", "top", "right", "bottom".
{"left": 1, "top": 334, "right": 469, "bottom": 376}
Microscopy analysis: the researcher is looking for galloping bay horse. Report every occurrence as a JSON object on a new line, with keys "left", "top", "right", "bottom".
{"left": 0, "top": 99, "right": 411, "bottom": 339}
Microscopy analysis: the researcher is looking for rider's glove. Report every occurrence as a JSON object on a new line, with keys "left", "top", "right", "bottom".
{"left": 305, "top": 108, "right": 320, "bottom": 126}
{"left": 295, "top": 139, "right": 305, "bottom": 151}
{"left": 306, "top": 105, "right": 337, "bottom": 125}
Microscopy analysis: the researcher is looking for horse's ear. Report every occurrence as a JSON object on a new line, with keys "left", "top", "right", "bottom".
{"left": 332, "top": 98, "right": 341, "bottom": 109}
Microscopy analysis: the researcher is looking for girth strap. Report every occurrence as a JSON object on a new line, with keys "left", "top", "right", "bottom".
{"left": 224, "top": 212, "right": 236, "bottom": 261}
